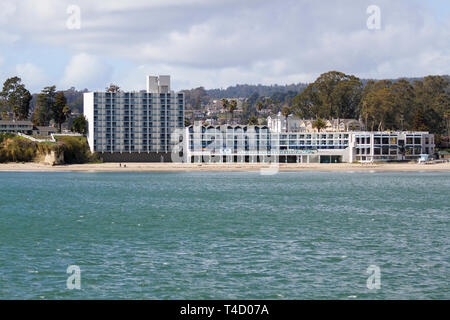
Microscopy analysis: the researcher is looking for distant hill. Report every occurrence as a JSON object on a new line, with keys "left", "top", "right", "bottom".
{"left": 361, "top": 75, "right": 450, "bottom": 87}
{"left": 26, "top": 75, "right": 448, "bottom": 113}
{"left": 202, "top": 75, "right": 449, "bottom": 99}
{"left": 205, "top": 83, "right": 308, "bottom": 99}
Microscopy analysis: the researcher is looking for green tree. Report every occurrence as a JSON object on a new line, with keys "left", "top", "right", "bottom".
{"left": 330, "top": 76, "right": 363, "bottom": 121}
{"left": 228, "top": 100, "right": 237, "bottom": 124}
{"left": 292, "top": 84, "right": 321, "bottom": 119}
{"left": 444, "top": 111, "right": 450, "bottom": 140}
{"left": 359, "top": 80, "right": 372, "bottom": 129}
{"left": 1, "top": 77, "right": 32, "bottom": 120}
{"left": 256, "top": 101, "right": 264, "bottom": 113}
{"left": 1, "top": 109, "right": 10, "bottom": 120}
{"left": 292, "top": 71, "right": 362, "bottom": 121}
{"left": 0, "top": 92, "right": 11, "bottom": 120}
{"left": 106, "top": 84, "right": 121, "bottom": 93}
{"left": 32, "top": 104, "right": 46, "bottom": 126}
{"left": 53, "top": 91, "right": 70, "bottom": 133}
{"left": 360, "top": 80, "right": 393, "bottom": 131}
{"left": 71, "top": 114, "right": 88, "bottom": 135}
{"left": 413, "top": 108, "right": 427, "bottom": 131}
{"left": 413, "top": 76, "right": 449, "bottom": 134}
{"left": 281, "top": 106, "right": 290, "bottom": 132}
{"left": 247, "top": 115, "right": 258, "bottom": 125}
{"left": 313, "top": 118, "right": 327, "bottom": 132}
{"left": 221, "top": 98, "right": 229, "bottom": 124}
{"left": 424, "top": 108, "right": 444, "bottom": 134}
{"left": 388, "top": 79, "right": 415, "bottom": 130}
{"left": 32, "top": 86, "right": 57, "bottom": 126}
{"left": 221, "top": 98, "right": 229, "bottom": 110}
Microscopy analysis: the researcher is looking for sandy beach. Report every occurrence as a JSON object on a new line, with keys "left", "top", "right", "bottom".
{"left": 0, "top": 161, "right": 449, "bottom": 172}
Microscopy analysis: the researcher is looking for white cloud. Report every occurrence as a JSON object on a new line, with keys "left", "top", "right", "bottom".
{"left": 116, "top": 62, "right": 317, "bottom": 92}
{"left": 59, "top": 53, "right": 113, "bottom": 90}
{"left": 0, "top": 1, "right": 19, "bottom": 44}
{"left": 15, "top": 63, "right": 48, "bottom": 91}
{"left": 0, "top": 1, "right": 16, "bottom": 24}
{"left": 1, "top": 0, "right": 449, "bottom": 89}
{"left": 0, "top": 31, "right": 20, "bottom": 43}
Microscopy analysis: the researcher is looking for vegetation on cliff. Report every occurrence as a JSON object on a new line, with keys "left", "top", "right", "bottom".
{"left": 0, "top": 134, "right": 98, "bottom": 164}
{"left": 55, "top": 136, "right": 98, "bottom": 164}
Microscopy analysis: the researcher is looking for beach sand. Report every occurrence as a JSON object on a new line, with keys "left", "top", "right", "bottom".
{"left": 0, "top": 162, "right": 449, "bottom": 172}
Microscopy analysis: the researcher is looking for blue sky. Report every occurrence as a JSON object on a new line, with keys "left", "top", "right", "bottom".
{"left": 0, "top": 0, "right": 449, "bottom": 93}
{"left": 422, "top": 0, "right": 450, "bottom": 20}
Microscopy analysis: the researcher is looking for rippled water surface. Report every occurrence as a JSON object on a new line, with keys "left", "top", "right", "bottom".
{"left": 0, "top": 171, "right": 449, "bottom": 299}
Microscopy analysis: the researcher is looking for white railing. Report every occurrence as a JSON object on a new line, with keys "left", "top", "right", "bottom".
{"left": 17, "top": 132, "right": 82, "bottom": 143}
{"left": 17, "top": 132, "right": 54, "bottom": 142}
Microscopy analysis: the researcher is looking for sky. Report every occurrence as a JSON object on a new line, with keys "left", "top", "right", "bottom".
{"left": 0, "top": 0, "right": 449, "bottom": 93}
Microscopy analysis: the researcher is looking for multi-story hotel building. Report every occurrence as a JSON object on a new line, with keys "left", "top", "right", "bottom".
{"left": 83, "top": 76, "right": 434, "bottom": 163}
{"left": 84, "top": 75, "right": 185, "bottom": 161}
{"left": 184, "top": 124, "right": 435, "bottom": 163}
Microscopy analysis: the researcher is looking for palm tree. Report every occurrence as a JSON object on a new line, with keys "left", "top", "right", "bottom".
{"left": 281, "top": 106, "right": 290, "bottom": 132}
{"left": 221, "top": 98, "right": 229, "bottom": 123}
{"left": 106, "top": 84, "right": 121, "bottom": 93}
{"left": 313, "top": 118, "right": 327, "bottom": 132}
{"left": 247, "top": 115, "right": 258, "bottom": 125}
{"left": 228, "top": 100, "right": 237, "bottom": 124}
{"left": 256, "top": 101, "right": 264, "bottom": 113}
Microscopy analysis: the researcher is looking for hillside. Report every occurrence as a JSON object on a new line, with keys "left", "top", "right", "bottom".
{"left": 22, "top": 74, "right": 448, "bottom": 116}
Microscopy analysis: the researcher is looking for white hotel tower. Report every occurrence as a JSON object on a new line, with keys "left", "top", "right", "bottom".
{"left": 84, "top": 75, "right": 185, "bottom": 162}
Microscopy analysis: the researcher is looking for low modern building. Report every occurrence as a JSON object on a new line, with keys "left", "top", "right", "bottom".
{"left": 184, "top": 124, "right": 435, "bottom": 163}
{"left": 0, "top": 120, "right": 57, "bottom": 136}
{"left": 352, "top": 131, "right": 435, "bottom": 162}
{"left": 0, "top": 120, "right": 34, "bottom": 135}
{"left": 84, "top": 75, "right": 185, "bottom": 162}
{"left": 33, "top": 126, "right": 57, "bottom": 136}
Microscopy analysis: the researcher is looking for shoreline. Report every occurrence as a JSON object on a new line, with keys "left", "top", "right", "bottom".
{"left": 0, "top": 162, "right": 449, "bottom": 172}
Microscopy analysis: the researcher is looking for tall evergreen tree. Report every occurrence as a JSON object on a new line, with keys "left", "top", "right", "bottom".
{"left": 228, "top": 100, "right": 237, "bottom": 124}
{"left": 31, "top": 86, "right": 56, "bottom": 126}
{"left": 292, "top": 71, "right": 362, "bottom": 121}
{"left": 1, "top": 77, "right": 32, "bottom": 120}
{"left": 413, "top": 108, "right": 427, "bottom": 131}
{"left": 281, "top": 106, "right": 291, "bottom": 131}
{"left": 53, "top": 91, "right": 70, "bottom": 133}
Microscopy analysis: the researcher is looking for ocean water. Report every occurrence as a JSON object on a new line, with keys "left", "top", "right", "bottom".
{"left": 0, "top": 171, "right": 448, "bottom": 299}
